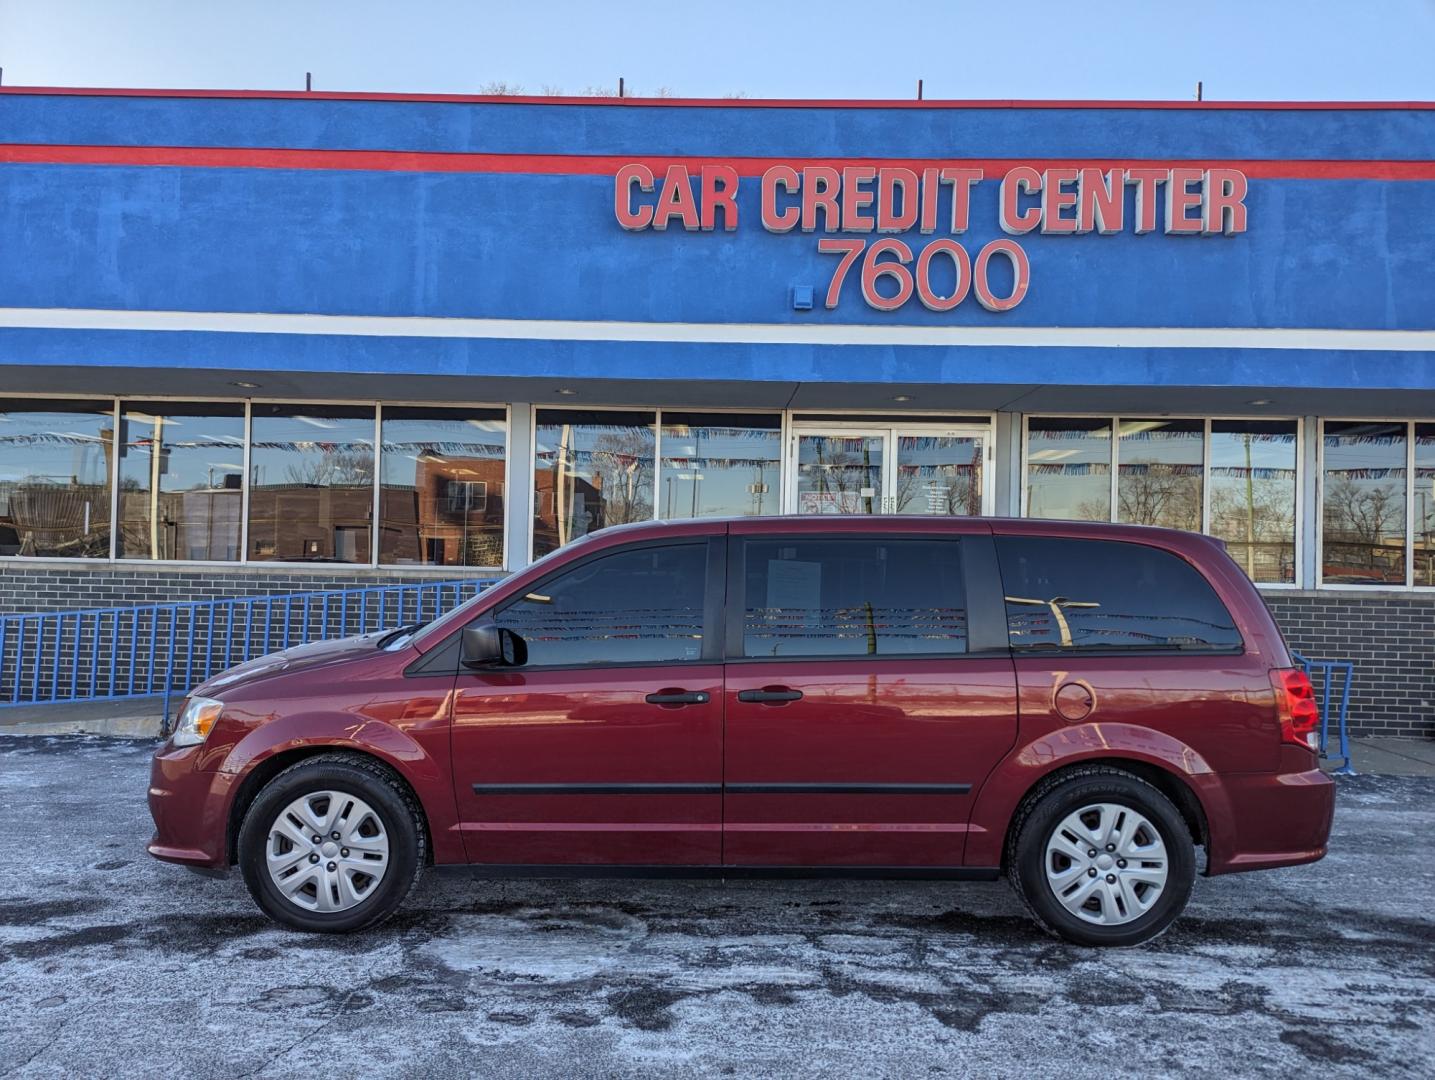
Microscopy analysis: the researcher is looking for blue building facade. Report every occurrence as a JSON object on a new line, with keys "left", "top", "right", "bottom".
{"left": 1, "top": 89, "right": 1431, "bottom": 734}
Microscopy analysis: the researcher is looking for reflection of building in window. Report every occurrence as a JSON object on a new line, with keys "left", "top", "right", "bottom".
{"left": 379, "top": 455, "right": 505, "bottom": 567}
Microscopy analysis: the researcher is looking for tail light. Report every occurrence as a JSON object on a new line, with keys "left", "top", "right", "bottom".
{"left": 1271, "top": 667, "right": 1320, "bottom": 752}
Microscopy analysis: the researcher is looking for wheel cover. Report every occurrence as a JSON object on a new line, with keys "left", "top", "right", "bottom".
{"left": 1043, "top": 801, "right": 1169, "bottom": 926}
{"left": 265, "top": 790, "right": 391, "bottom": 913}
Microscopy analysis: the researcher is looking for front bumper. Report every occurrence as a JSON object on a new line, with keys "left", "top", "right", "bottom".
{"left": 1205, "top": 765, "right": 1336, "bottom": 876}
{"left": 147, "top": 741, "right": 232, "bottom": 870}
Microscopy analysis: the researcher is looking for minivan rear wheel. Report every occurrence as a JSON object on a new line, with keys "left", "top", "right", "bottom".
{"left": 1007, "top": 766, "right": 1195, "bottom": 947}
{"left": 238, "top": 753, "right": 426, "bottom": 932}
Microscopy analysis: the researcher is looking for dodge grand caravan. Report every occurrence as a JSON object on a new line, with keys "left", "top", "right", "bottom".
{"left": 148, "top": 517, "right": 1335, "bottom": 947}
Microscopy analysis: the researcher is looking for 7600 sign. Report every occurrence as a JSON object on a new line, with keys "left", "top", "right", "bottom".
{"left": 818, "top": 236, "right": 1030, "bottom": 312}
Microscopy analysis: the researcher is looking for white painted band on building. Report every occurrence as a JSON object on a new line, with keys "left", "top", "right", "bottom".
{"left": 2, "top": 306, "right": 1434, "bottom": 351}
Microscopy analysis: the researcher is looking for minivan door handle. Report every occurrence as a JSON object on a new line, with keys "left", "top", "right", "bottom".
{"left": 645, "top": 690, "right": 710, "bottom": 706}
{"left": 736, "top": 688, "right": 804, "bottom": 704}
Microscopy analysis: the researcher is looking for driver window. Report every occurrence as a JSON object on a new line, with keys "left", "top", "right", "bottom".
{"left": 498, "top": 542, "right": 708, "bottom": 667}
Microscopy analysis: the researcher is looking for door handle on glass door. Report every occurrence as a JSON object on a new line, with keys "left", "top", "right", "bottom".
{"left": 644, "top": 690, "right": 710, "bottom": 706}
{"left": 736, "top": 688, "right": 804, "bottom": 704}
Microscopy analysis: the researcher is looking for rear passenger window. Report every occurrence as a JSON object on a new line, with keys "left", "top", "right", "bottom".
{"left": 741, "top": 538, "right": 966, "bottom": 657}
{"left": 995, "top": 537, "right": 1241, "bottom": 652}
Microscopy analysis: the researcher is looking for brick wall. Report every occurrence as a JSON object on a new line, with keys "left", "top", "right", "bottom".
{"left": 2, "top": 563, "right": 1431, "bottom": 738}
{"left": 1261, "top": 591, "right": 1434, "bottom": 739}
{"left": 0, "top": 562, "right": 494, "bottom": 614}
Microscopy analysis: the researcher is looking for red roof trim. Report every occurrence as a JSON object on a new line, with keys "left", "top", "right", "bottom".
{"left": 3, "top": 144, "right": 1433, "bottom": 179}
{"left": 2, "top": 86, "right": 1434, "bottom": 110}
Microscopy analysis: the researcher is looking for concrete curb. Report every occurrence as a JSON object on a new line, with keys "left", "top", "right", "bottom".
{"left": 0, "top": 714, "right": 165, "bottom": 738}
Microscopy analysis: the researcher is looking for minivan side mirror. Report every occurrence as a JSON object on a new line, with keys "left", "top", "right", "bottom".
{"left": 460, "top": 624, "right": 528, "bottom": 669}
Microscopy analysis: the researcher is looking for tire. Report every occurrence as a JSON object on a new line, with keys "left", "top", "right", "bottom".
{"left": 1006, "top": 766, "right": 1195, "bottom": 947}
{"left": 238, "top": 752, "right": 426, "bottom": 933}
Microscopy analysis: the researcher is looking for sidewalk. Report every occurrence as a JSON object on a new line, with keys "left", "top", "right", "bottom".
{"left": 1333, "top": 737, "right": 1435, "bottom": 777}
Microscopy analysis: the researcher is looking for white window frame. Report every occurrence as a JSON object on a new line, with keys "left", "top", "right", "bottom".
{"left": 0, "top": 393, "right": 512, "bottom": 573}
{"left": 1019, "top": 413, "right": 1306, "bottom": 590}
{"left": 1316, "top": 417, "right": 1434, "bottom": 592}
{"left": 528, "top": 404, "right": 790, "bottom": 564}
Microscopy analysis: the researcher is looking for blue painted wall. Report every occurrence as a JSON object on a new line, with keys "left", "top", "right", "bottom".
{"left": 1, "top": 93, "right": 1432, "bottom": 390}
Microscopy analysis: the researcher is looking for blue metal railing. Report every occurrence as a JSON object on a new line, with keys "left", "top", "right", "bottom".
{"left": 0, "top": 578, "right": 496, "bottom": 726}
{"left": 1292, "top": 651, "right": 1356, "bottom": 775}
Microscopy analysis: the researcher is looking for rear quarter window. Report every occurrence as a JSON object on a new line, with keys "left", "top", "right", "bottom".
{"left": 995, "top": 536, "right": 1242, "bottom": 652}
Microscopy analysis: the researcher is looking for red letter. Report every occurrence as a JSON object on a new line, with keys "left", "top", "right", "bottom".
{"left": 842, "top": 166, "right": 877, "bottom": 232}
{"left": 651, "top": 164, "right": 700, "bottom": 231}
{"left": 1203, "top": 168, "right": 1248, "bottom": 234}
{"left": 877, "top": 168, "right": 919, "bottom": 233}
{"left": 802, "top": 167, "right": 841, "bottom": 233}
{"left": 700, "top": 165, "right": 739, "bottom": 231}
{"left": 1165, "top": 167, "right": 1204, "bottom": 234}
{"left": 614, "top": 164, "right": 654, "bottom": 230}
{"left": 973, "top": 239, "right": 1030, "bottom": 312}
{"left": 1040, "top": 167, "right": 1080, "bottom": 234}
{"left": 919, "top": 167, "right": 941, "bottom": 233}
{"left": 940, "top": 168, "right": 983, "bottom": 233}
{"left": 761, "top": 165, "right": 800, "bottom": 233}
{"left": 1076, "top": 167, "right": 1124, "bottom": 233}
{"left": 1126, "top": 168, "right": 1168, "bottom": 234}
{"left": 818, "top": 237, "right": 866, "bottom": 308}
{"left": 999, "top": 167, "right": 1042, "bottom": 234}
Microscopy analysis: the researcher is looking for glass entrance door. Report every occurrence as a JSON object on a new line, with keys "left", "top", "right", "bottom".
{"left": 892, "top": 432, "right": 986, "bottom": 516}
{"left": 793, "top": 431, "right": 886, "bottom": 515}
{"left": 789, "top": 425, "right": 989, "bottom": 516}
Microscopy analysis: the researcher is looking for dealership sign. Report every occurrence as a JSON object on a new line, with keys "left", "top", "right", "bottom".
{"left": 614, "top": 164, "right": 1248, "bottom": 312}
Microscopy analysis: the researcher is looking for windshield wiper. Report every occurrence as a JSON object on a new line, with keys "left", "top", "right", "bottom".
{"left": 377, "top": 622, "right": 427, "bottom": 648}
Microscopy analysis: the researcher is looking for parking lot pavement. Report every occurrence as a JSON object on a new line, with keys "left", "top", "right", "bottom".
{"left": 1, "top": 737, "right": 1432, "bottom": 1080}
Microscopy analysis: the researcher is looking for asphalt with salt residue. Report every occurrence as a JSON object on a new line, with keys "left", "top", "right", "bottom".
{"left": 1, "top": 735, "right": 1432, "bottom": 1078}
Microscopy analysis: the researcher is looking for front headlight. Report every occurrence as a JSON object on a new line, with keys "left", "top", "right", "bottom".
{"left": 171, "top": 696, "right": 224, "bottom": 747}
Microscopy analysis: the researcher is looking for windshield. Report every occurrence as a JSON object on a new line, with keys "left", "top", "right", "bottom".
{"left": 408, "top": 538, "right": 588, "bottom": 649}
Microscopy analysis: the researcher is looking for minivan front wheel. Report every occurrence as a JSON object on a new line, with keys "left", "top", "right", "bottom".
{"left": 238, "top": 753, "right": 426, "bottom": 932}
{"left": 1008, "top": 766, "right": 1196, "bottom": 947}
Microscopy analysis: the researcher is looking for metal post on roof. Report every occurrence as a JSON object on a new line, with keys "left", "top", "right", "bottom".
{"left": 917, "top": 79, "right": 923, "bottom": 101}
{"left": 618, "top": 76, "right": 625, "bottom": 98}
{"left": 1196, "top": 80, "right": 1203, "bottom": 101}
{"left": 306, "top": 71, "right": 313, "bottom": 92}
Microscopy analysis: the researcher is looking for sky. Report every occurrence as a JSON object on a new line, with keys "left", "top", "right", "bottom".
{"left": 0, "top": 0, "right": 1432, "bottom": 100}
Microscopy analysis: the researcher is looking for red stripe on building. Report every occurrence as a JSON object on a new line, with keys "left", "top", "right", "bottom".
{"left": 2, "top": 86, "right": 1435, "bottom": 110}
{"left": 2, "top": 144, "right": 1434, "bottom": 180}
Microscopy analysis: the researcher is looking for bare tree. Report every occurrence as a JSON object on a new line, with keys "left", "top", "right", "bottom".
{"left": 1322, "top": 476, "right": 1404, "bottom": 578}
{"left": 588, "top": 431, "right": 654, "bottom": 526}
{"left": 1116, "top": 467, "right": 1201, "bottom": 530}
{"left": 284, "top": 450, "right": 373, "bottom": 488}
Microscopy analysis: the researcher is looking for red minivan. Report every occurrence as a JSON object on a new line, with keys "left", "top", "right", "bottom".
{"left": 148, "top": 517, "right": 1334, "bottom": 946}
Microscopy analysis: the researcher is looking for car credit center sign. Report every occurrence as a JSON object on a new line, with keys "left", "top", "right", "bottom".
{"left": 614, "top": 163, "right": 1249, "bottom": 313}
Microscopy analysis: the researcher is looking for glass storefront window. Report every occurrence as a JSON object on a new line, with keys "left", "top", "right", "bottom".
{"left": 116, "top": 402, "right": 245, "bottom": 560}
{"left": 1025, "top": 418, "right": 1112, "bottom": 521}
{"left": 1117, "top": 419, "right": 1203, "bottom": 531}
{"left": 1208, "top": 420, "right": 1298, "bottom": 584}
{"left": 659, "top": 412, "right": 781, "bottom": 519}
{"left": 533, "top": 410, "right": 655, "bottom": 558}
{"left": 0, "top": 400, "right": 114, "bottom": 558}
{"left": 248, "top": 405, "right": 376, "bottom": 563}
{"left": 1416, "top": 424, "right": 1435, "bottom": 588}
{"left": 379, "top": 407, "right": 506, "bottom": 567}
{"left": 1321, "top": 421, "right": 1407, "bottom": 585}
